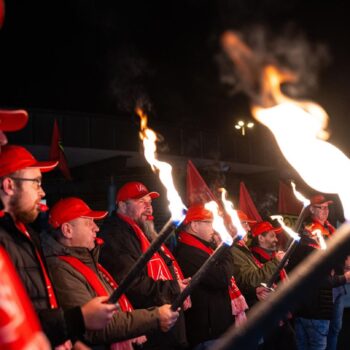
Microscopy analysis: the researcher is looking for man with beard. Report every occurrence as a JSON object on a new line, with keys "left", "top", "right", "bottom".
{"left": 100, "top": 181, "right": 189, "bottom": 350}
{"left": 231, "top": 211, "right": 278, "bottom": 308}
{"left": 0, "top": 145, "right": 117, "bottom": 348}
{"left": 175, "top": 204, "right": 248, "bottom": 350}
{"left": 249, "top": 221, "right": 296, "bottom": 350}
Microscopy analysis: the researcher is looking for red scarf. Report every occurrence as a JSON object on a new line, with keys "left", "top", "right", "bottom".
{"left": 118, "top": 213, "right": 191, "bottom": 310}
{"left": 118, "top": 213, "right": 184, "bottom": 281}
{"left": 178, "top": 232, "right": 248, "bottom": 325}
{"left": 58, "top": 255, "right": 146, "bottom": 350}
{"left": 250, "top": 246, "right": 288, "bottom": 281}
{"left": 15, "top": 221, "right": 58, "bottom": 309}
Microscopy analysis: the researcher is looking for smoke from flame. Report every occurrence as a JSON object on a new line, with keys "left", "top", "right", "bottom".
{"left": 221, "top": 31, "right": 350, "bottom": 219}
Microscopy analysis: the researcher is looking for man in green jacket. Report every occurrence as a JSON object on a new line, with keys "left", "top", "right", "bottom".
{"left": 231, "top": 211, "right": 283, "bottom": 307}
{"left": 44, "top": 197, "right": 179, "bottom": 349}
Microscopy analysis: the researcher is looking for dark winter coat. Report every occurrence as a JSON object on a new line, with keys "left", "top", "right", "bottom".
{"left": 175, "top": 234, "right": 235, "bottom": 347}
{"left": 286, "top": 234, "right": 346, "bottom": 320}
{"left": 99, "top": 213, "right": 188, "bottom": 350}
{"left": 0, "top": 213, "right": 84, "bottom": 347}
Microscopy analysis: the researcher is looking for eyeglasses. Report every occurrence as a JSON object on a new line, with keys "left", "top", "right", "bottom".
{"left": 10, "top": 177, "right": 42, "bottom": 189}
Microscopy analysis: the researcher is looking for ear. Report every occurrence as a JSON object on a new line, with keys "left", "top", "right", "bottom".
{"left": 61, "top": 222, "right": 73, "bottom": 239}
{"left": 118, "top": 201, "right": 127, "bottom": 214}
{"left": 1, "top": 177, "right": 16, "bottom": 196}
{"left": 258, "top": 234, "right": 264, "bottom": 244}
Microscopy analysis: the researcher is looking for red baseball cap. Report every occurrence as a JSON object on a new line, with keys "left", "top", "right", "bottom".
{"left": 0, "top": 145, "right": 58, "bottom": 177}
{"left": 237, "top": 210, "right": 257, "bottom": 224}
{"left": 251, "top": 221, "right": 282, "bottom": 237}
{"left": 310, "top": 194, "right": 333, "bottom": 206}
{"left": 0, "top": 110, "right": 28, "bottom": 131}
{"left": 49, "top": 197, "right": 108, "bottom": 229}
{"left": 183, "top": 204, "right": 213, "bottom": 225}
{"left": 116, "top": 181, "right": 159, "bottom": 202}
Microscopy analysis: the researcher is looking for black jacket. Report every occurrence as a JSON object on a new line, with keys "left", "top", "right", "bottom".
{"left": 175, "top": 234, "right": 235, "bottom": 347}
{"left": 0, "top": 213, "right": 84, "bottom": 346}
{"left": 99, "top": 213, "right": 188, "bottom": 350}
{"left": 287, "top": 234, "right": 346, "bottom": 320}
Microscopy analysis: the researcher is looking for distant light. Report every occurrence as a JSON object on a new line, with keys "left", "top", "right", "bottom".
{"left": 238, "top": 120, "right": 244, "bottom": 126}
{"left": 235, "top": 125, "right": 241, "bottom": 130}
{"left": 247, "top": 122, "right": 254, "bottom": 128}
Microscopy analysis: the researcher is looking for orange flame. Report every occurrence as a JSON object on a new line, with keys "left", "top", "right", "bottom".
{"left": 271, "top": 215, "right": 300, "bottom": 241}
{"left": 219, "top": 188, "right": 246, "bottom": 240}
{"left": 221, "top": 31, "right": 350, "bottom": 219}
{"left": 136, "top": 108, "right": 186, "bottom": 223}
{"left": 205, "top": 201, "right": 233, "bottom": 246}
{"left": 291, "top": 181, "right": 310, "bottom": 208}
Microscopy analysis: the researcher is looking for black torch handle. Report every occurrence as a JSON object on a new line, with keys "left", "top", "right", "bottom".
{"left": 265, "top": 239, "right": 298, "bottom": 289}
{"left": 109, "top": 219, "right": 175, "bottom": 304}
{"left": 264, "top": 205, "right": 310, "bottom": 289}
{"left": 171, "top": 242, "right": 229, "bottom": 311}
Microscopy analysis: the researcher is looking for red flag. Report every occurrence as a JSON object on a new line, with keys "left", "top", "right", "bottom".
{"left": 278, "top": 180, "right": 303, "bottom": 215}
{"left": 0, "top": 247, "right": 49, "bottom": 349}
{"left": 239, "top": 181, "right": 262, "bottom": 222}
{"left": 186, "top": 160, "right": 218, "bottom": 206}
{"left": 49, "top": 119, "right": 72, "bottom": 180}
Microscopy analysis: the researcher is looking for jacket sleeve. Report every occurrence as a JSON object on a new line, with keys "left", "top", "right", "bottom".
{"left": 50, "top": 263, "right": 160, "bottom": 344}
{"left": 231, "top": 246, "right": 279, "bottom": 298}
{"left": 100, "top": 224, "right": 180, "bottom": 308}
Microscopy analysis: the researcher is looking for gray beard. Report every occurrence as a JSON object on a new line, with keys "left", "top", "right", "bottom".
{"left": 139, "top": 220, "right": 158, "bottom": 242}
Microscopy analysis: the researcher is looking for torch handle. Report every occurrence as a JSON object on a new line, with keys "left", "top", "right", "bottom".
{"left": 109, "top": 219, "right": 175, "bottom": 304}
{"left": 265, "top": 239, "right": 298, "bottom": 289}
{"left": 293, "top": 206, "right": 309, "bottom": 233}
{"left": 171, "top": 242, "right": 228, "bottom": 311}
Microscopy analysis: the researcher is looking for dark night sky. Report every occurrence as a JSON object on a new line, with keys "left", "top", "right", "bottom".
{"left": 0, "top": 0, "right": 350, "bottom": 153}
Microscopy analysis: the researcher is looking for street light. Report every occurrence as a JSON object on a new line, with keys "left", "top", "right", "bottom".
{"left": 234, "top": 120, "right": 254, "bottom": 136}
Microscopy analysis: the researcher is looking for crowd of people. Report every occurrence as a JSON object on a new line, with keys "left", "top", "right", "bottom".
{"left": 0, "top": 110, "right": 350, "bottom": 350}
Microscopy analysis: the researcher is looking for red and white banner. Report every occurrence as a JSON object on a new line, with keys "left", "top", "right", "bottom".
{"left": 0, "top": 247, "right": 48, "bottom": 349}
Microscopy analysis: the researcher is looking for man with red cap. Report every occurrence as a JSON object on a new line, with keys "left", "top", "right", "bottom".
{"left": 304, "top": 194, "right": 335, "bottom": 239}
{"left": 287, "top": 193, "right": 350, "bottom": 350}
{"left": 249, "top": 221, "right": 296, "bottom": 350}
{"left": 43, "top": 197, "right": 179, "bottom": 349}
{"left": 230, "top": 211, "right": 282, "bottom": 308}
{"left": 100, "top": 181, "right": 189, "bottom": 350}
{"left": 175, "top": 204, "right": 247, "bottom": 350}
{"left": 0, "top": 145, "right": 118, "bottom": 348}
{"left": 250, "top": 222, "right": 285, "bottom": 274}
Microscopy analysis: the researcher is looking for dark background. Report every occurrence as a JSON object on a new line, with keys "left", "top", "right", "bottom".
{"left": 0, "top": 0, "right": 349, "bottom": 152}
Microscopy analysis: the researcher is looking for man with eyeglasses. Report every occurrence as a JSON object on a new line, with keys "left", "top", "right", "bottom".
{"left": 175, "top": 204, "right": 247, "bottom": 350}
{"left": 287, "top": 194, "right": 350, "bottom": 350}
{"left": 0, "top": 145, "right": 118, "bottom": 349}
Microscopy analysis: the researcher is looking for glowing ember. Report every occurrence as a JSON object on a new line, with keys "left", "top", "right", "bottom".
{"left": 219, "top": 188, "right": 246, "bottom": 240}
{"left": 221, "top": 31, "right": 350, "bottom": 219}
{"left": 205, "top": 201, "right": 233, "bottom": 246}
{"left": 136, "top": 108, "right": 186, "bottom": 223}
{"left": 271, "top": 215, "right": 300, "bottom": 242}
